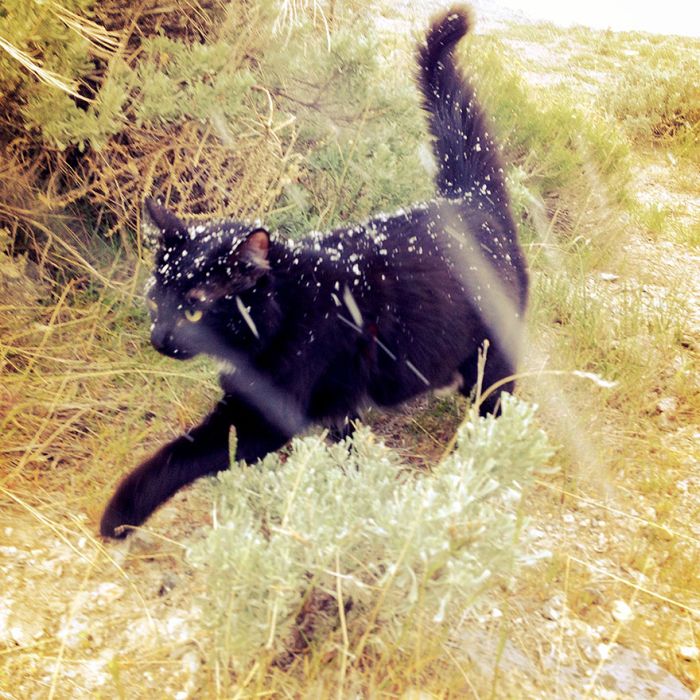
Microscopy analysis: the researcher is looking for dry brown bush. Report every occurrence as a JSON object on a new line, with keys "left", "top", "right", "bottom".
{"left": 1, "top": 0, "right": 297, "bottom": 268}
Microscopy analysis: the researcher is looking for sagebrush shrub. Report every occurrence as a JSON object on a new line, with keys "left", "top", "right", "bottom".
{"left": 189, "top": 395, "right": 554, "bottom": 673}
{"left": 600, "top": 53, "right": 700, "bottom": 154}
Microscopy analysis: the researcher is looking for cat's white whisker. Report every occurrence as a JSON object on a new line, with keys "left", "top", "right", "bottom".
{"left": 236, "top": 295, "right": 259, "bottom": 339}
{"left": 336, "top": 313, "right": 362, "bottom": 333}
{"left": 375, "top": 337, "right": 397, "bottom": 361}
{"left": 342, "top": 285, "right": 364, "bottom": 327}
{"left": 405, "top": 360, "right": 431, "bottom": 386}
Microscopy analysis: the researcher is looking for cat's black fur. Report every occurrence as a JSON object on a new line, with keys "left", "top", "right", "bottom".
{"left": 100, "top": 5, "right": 528, "bottom": 538}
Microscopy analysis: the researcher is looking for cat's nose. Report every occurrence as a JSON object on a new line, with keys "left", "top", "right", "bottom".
{"left": 150, "top": 324, "right": 194, "bottom": 359}
{"left": 150, "top": 324, "right": 171, "bottom": 353}
{"left": 150, "top": 325, "right": 183, "bottom": 357}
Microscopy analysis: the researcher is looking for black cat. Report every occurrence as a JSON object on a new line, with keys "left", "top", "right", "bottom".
{"left": 100, "top": 5, "right": 528, "bottom": 538}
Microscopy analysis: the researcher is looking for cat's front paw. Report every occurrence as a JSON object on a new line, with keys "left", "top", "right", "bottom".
{"left": 100, "top": 479, "right": 147, "bottom": 539}
{"left": 100, "top": 497, "right": 138, "bottom": 539}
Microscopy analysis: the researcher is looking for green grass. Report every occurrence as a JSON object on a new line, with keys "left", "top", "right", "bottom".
{"left": 498, "top": 18, "right": 700, "bottom": 157}
{"left": 635, "top": 201, "right": 673, "bottom": 238}
{"left": 677, "top": 219, "right": 700, "bottom": 248}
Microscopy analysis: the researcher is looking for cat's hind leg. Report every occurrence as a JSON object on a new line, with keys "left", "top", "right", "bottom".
{"left": 458, "top": 343, "right": 516, "bottom": 416}
{"left": 326, "top": 414, "right": 360, "bottom": 443}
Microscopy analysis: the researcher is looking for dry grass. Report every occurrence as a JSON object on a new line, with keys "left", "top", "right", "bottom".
{"left": 1, "top": 0, "right": 291, "bottom": 262}
{"left": 491, "top": 17, "right": 700, "bottom": 695}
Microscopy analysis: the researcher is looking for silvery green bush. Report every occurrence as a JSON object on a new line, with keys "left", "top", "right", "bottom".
{"left": 188, "top": 395, "right": 554, "bottom": 671}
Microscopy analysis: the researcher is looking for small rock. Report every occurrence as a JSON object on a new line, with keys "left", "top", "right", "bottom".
{"left": 676, "top": 479, "right": 689, "bottom": 493}
{"left": 93, "top": 582, "right": 125, "bottom": 607}
{"left": 107, "top": 540, "right": 130, "bottom": 567}
{"left": 543, "top": 596, "right": 564, "bottom": 621}
{"left": 656, "top": 397, "right": 677, "bottom": 414}
{"left": 39, "top": 558, "right": 63, "bottom": 576}
{"left": 543, "top": 607, "right": 561, "bottom": 621}
{"left": 126, "top": 617, "right": 158, "bottom": 646}
{"left": 597, "top": 642, "right": 614, "bottom": 661}
{"left": 578, "top": 637, "right": 599, "bottom": 662}
{"left": 165, "top": 613, "right": 193, "bottom": 645}
{"left": 598, "top": 272, "right": 619, "bottom": 282}
{"left": 57, "top": 614, "right": 89, "bottom": 649}
{"left": 9, "top": 613, "right": 45, "bottom": 646}
{"left": 128, "top": 530, "right": 161, "bottom": 557}
{"left": 176, "top": 650, "right": 201, "bottom": 700}
{"left": 611, "top": 600, "right": 634, "bottom": 623}
{"left": 677, "top": 645, "right": 699, "bottom": 661}
{"left": 592, "top": 688, "right": 618, "bottom": 700}
{"left": 159, "top": 571, "right": 179, "bottom": 596}
{"left": 401, "top": 691, "right": 433, "bottom": 700}
{"left": 593, "top": 532, "right": 608, "bottom": 552}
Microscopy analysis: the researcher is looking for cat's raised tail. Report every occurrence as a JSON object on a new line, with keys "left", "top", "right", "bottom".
{"left": 416, "top": 6, "right": 509, "bottom": 210}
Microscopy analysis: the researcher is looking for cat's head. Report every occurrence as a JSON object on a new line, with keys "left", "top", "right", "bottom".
{"left": 142, "top": 199, "right": 274, "bottom": 361}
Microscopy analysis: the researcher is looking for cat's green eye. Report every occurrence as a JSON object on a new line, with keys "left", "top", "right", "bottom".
{"left": 185, "top": 308, "right": 203, "bottom": 323}
{"left": 147, "top": 299, "right": 158, "bottom": 312}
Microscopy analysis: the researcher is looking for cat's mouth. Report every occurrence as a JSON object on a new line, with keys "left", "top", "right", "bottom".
{"left": 150, "top": 321, "right": 203, "bottom": 360}
{"left": 152, "top": 342, "right": 197, "bottom": 361}
{"left": 150, "top": 331, "right": 198, "bottom": 360}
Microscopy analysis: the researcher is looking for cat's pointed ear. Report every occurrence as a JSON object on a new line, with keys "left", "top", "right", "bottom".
{"left": 141, "top": 198, "right": 187, "bottom": 248}
{"left": 239, "top": 228, "right": 270, "bottom": 271}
